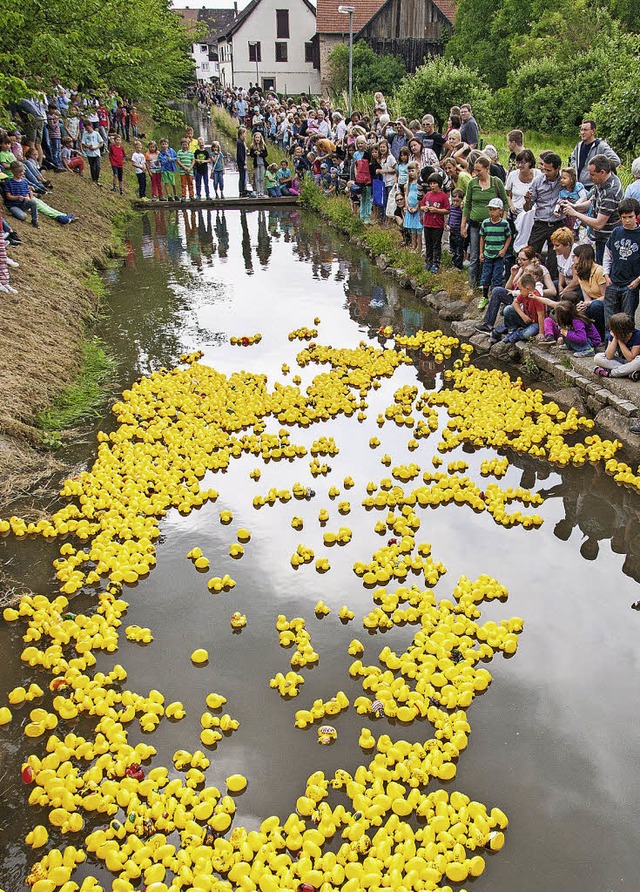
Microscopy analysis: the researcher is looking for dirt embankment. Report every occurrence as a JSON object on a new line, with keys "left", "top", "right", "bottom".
{"left": 0, "top": 172, "right": 130, "bottom": 504}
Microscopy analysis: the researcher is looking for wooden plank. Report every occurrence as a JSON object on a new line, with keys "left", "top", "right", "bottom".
{"left": 131, "top": 197, "right": 300, "bottom": 210}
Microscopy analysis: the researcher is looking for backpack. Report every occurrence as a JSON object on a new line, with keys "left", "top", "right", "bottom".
{"left": 355, "top": 157, "right": 371, "bottom": 185}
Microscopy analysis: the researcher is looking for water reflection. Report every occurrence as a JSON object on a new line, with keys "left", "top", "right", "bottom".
{"left": 108, "top": 206, "right": 640, "bottom": 586}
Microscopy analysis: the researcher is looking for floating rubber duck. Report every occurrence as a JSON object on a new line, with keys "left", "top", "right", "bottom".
{"left": 339, "top": 606, "right": 355, "bottom": 621}
{"left": 191, "top": 648, "right": 208, "bottom": 664}
{"left": 314, "top": 601, "right": 330, "bottom": 616}
{"left": 205, "top": 692, "right": 227, "bottom": 709}
{"left": 219, "top": 510, "right": 233, "bottom": 524}
{"left": 230, "top": 612, "right": 246, "bottom": 629}
{"left": 317, "top": 725, "right": 337, "bottom": 745}
{"left": 229, "top": 543, "right": 244, "bottom": 558}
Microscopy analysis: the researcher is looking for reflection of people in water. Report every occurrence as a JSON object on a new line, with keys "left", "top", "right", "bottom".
{"left": 215, "top": 211, "right": 229, "bottom": 258}
{"left": 152, "top": 210, "right": 168, "bottom": 262}
{"left": 166, "top": 211, "right": 183, "bottom": 262}
{"left": 541, "top": 462, "right": 640, "bottom": 583}
{"left": 197, "top": 210, "right": 216, "bottom": 262}
{"left": 140, "top": 212, "right": 154, "bottom": 260}
{"left": 182, "top": 209, "right": 202, "bottom": 268}
{"left": 256, "top": 210, "right": 271, "bottom": 267}
{"left": 240, "top": 210, "right": 253, "bottom": 274}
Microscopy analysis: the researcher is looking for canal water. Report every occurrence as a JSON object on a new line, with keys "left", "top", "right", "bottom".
{"left": 1, "top": 130, "right": 640, "bottom": 891}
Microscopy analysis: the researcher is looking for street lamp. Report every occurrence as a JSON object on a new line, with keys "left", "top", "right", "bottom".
{"left": 338, "top": 5, "right": 355, "bottom": 119}
{"left": 248, "top": 40, "right": 260, "bottom": 89}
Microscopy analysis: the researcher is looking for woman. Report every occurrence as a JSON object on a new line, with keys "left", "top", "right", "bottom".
{"left": 561, "top": 242, "right": 606, "bottom": 341}
{"left": 475, "top": 245, "right": 556, "bottom": 333}
{"left": 377, "top": 139, "right": 397, "bottom": 222}
{"left": 624, "top": 157, "right": 640, "bottom": 201}
{"left": 442, "top": 129, "right": 470, "bottom": 163}
{"left": 442, "top": 158, "right": 471, "bottom": 198}
{"left": 461, "top": 155, "right": 509, "bottom": 287}
{"left": 409, "top": 137, "right": 438, "bottom": 172}
{"left": 483, "top": 144, "right": 507, "bottom": 183}
{"left": 352, "top": 135, "right": 373, "bottom": 223}
{"left": 505, "top": 149, "right": 541, "bottom": 252}
{"left": 550, "top": 227, "right": 576, "bottom": 293}
{"left": 249, "top": 132, "right": 268, "bottom": 197}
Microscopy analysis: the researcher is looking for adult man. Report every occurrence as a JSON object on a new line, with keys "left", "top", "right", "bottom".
{"left": 460, "top": 104, "right": 478, "bottom": 149}
{"left": 234, "top": 94, "right": 248, "bottom": 121}
{"left": 569, "top": 120, "right": 620, "bottom": 187}
{"left": 506, "top": 130, "right": 525, "bottom": 171}
{"left": 523, "top": 152, "right": 563, "bottom": 278}
{"left": 420, "top": 115, "right": 445, "bottom": 159}
{"left": 563, "top": 154, "right": 623, "bottom": 264}
{"left": 314, "top": 109, "right": 331, "bottom": 139}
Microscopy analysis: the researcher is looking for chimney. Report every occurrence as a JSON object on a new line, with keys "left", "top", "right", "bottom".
{"left": 233, "top": 1, "right": 238, "bottom": 15}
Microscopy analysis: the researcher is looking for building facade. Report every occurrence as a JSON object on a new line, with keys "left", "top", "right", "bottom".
{"left": 217, "top": 0, "right": 320, "bottom": 95}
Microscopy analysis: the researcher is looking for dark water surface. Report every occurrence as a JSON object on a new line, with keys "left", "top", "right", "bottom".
{"left": 1, "top": 199, "right": 639, "bottom": 892}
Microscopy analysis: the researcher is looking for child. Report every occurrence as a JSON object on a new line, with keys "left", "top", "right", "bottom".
{"left": 420, "top": 173, "right": 450, "bottom": 273}
{"left": 109, "top": 134, "right": 125, "bottom": 194}
{"left": 556, "top": 167, "right": 586, "bottom": 233}
{"left": 158, "top": 138, "right": 178, "bottom": 201}
{"left": 9, "top": 131, "right": 24, "bottom": 161}
{"left": 3, "top": 162, "right": 39, "bottom": 227}
{"left": 403, "top": 162, "right": 422, "bottom": 251}
{"left": 602, "top": 197, "right": 640, "bottom": 328}
{"left": 276, "top": 159, "right": 293, "bottom": 195}
{"left": 64, "top": 107, "right": 80, "bottom": 148}
{"left": 46, "top": 104, "right": 62, "bottom": 169}
{"left": 177, "top": 138, "right": 195, "bottom": 200}
{"left": 131, "top": 140, "right": 147, "bottom": 199}
{"left": 391, "top": 192, "right": 411, "bottom": 245}
{"left": 130, "top": 107, "right": 140, "bottom": 139}
{"left": 193, "top": 138, "right": 211, "bottom": 200}
{"left": 236, "top": 127, "right": 248, "bottom": 197}
{"left": 328, "top": 167, "right": 340, "bottom": 195}
{"left": 81, "top": 120, "right": 104, "bottom": 183}
{"left": 0, "top": 211, "right": 17, "bottom": 295}
{"left": 448, "top": 188, "right": 464, "bottom": 270}
{"left": 594, "top": 312, "right": 640, "bottom": 379}
{"left": 265, "top": 163, "right": 282, "bottom": 197}
{"left": 145, "top": 140, "right": 162, "bottom": 201}
{"left": 395, "top": 146, "right": 410, "bottom": 192}
{"left": 542, "top": 300, "right": 601, "bottom": 356}
{"left": 478, "top": 197, "right": 511, "bottom": 308}
{"left": 210, "top": 141, "right": 224, "bottom": 199}
{"left": 61, "top": 137, "right": 84, "bottom": 175}
{"left": 501, "top": 272, "right": 545, "bottom": 342}
{"left": 185, "top": 127, "right": 199, "bottom": 153}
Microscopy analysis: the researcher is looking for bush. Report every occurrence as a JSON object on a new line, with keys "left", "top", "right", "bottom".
{"left": 497, "top": 44, "right": 617, "bottom": 137}
{"left": 393, "top": 56, "right": 493, "bottom": 130}
{"left": 327, "top": 40, "right": 406, "bottom": 98}
{"left": 589, "top": 34, "right": 640, "bottom": 156}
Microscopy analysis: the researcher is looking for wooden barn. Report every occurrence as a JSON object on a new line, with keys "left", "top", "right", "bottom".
{"left": 316, "top": 0, "right": 457, "bottom": 92}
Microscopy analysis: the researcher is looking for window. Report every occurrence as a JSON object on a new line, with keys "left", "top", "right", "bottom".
{"left": 305, "top": 41, "right": 313, "bottom": 63}
{"left": 276, "top": 9, "right": 290, "bottom": 38}
{"left": 200, "top": 44, "right": 208, "bottom": 52}
{"left": 275, "top": 41, "right": 288, "bottom": 62}
{"left": 248, "top": 41, "right": 261, "bottom": 62}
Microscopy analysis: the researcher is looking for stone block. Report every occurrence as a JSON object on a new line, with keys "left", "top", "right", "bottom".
{"left": 595, "top": 406, "right": 640, "bottom": 464}
{"left": 546, "top": 387, "right": 587, "bottom": 415}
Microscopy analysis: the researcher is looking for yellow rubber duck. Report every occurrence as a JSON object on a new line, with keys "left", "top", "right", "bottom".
{"left": 230, "top": 612, "right": 246, "bottom": 629}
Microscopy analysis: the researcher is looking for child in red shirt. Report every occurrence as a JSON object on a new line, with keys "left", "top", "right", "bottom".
{"left": 502, "top": 272, "right": 546, "bottom": 342}
{"left": 420, "top": 174, "right": 450, "bottom": 273}
{"left": 109, "top": 134, "right": 126, "bottom": 194}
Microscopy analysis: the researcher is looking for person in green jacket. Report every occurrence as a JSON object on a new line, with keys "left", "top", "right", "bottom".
{"left": 461, "top": 155, "right": 508, "bottom": 288}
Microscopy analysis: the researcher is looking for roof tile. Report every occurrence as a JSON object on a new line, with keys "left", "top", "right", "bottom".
{"left": 316, "top": 0, "right": 387, "bottom": 34}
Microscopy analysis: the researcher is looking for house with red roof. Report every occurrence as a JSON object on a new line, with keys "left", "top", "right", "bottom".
{"left": 316, "top": 0, "right": 457, "bottom": 93}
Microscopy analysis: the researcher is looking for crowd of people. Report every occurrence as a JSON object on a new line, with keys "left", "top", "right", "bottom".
{"left": 0, "top": 83, "right": 145, "bottom": 298}
{"left": 200, "top": 81, "right": 640, "bottom": 388}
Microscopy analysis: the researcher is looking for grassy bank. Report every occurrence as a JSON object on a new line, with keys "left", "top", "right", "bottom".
{"left": 298, "top": 178, "right": 468, "bottom": 299}
{"left": 0, "top": 153, "right": 138, "bottom": 502}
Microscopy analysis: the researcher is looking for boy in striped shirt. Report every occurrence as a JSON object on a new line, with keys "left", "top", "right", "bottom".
{"left": 479, "top": 197, "right": 511, "bottom": 309}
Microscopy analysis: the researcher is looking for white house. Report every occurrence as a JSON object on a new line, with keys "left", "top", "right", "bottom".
{"left": 176, "top": 7, "right": 237, "bottom": 83}
{"left": 217, "top": 0, "right": 320, "bottom": 95}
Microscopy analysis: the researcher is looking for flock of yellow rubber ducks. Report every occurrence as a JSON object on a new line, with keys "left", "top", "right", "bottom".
{"left": 1, "top": 324, "right": 640, "bottom": 892}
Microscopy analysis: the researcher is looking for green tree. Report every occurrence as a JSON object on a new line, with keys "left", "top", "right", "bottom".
{"left": 0, "top": 0, "right": 195, "bottom": 121}
{"left": 394, "top": 56, "right": 492, "bottom": 129}
{"left": 326, "top": 40, "right": 406, "bottom": 98}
